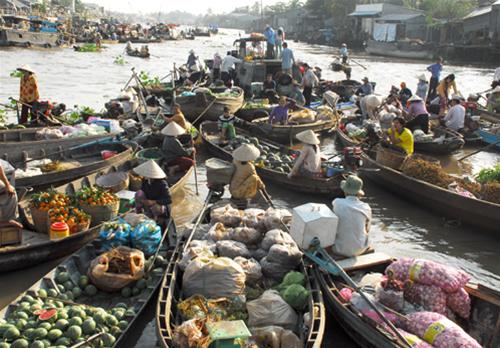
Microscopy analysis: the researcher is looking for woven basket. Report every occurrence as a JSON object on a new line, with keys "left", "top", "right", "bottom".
{"left": 30, "top": 206, "right": 49, "bottom": 234}
{"left": 376, "top": 146, "right": 408, "bottom": 170}
{"left": 96, "top": 172, "right": 130, "bottom": 193}
{"left": 80, "top": 201, "right": 119, "bottom": 227}
{"left": 129, "top": 173, "right": 142, "bottom": 191}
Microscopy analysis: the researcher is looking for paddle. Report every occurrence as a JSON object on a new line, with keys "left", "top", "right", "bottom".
{"left": 457, "top": 139, "right": 500, "bottom": 161}
{"left": 9, "top": 97, "right": 62, "bottom": 126}
{"left": 190, "top": 97, "right": 217, "bottom": 125}
{"left": 349, "top": 58, "right": 367, "bottom": 70}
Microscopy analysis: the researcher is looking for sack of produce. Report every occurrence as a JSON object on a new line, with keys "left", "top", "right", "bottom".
{"left": 247, "top": 290, "right": 298, "bottom": 330}
{"left": 242, "top": 208, "right": 267, "bottom": 232}
{"left": 183, "top": 257, "right": 246, "bottom": 298}
{"left": 179, "top": 245, "right": 214, "bottom": 271}
{"left": 263, "top": 208, "right": 292, "bottom": 230}
{"left": 385, "top": 258, "right": 470, "bottom": 293}
{"left": 122, "top": 212, "right": 148, "bottom": 227}
{"left": 279, "top": 284, "right": 309, "bottom": 311}
{"left": 446, "top": 287, "right": 471, "bottom": 319}
{"left": 189, "top": 239, "right": 217, "bottom": 253}
{"left": 88, "top": 246, "right": 145, "bottom": 292}
{"left": 216, "top": 240, "right": 251, "bottom": 259}
{"left": 210, "top": 204, "right": 242, "bottom": 227}
{"left": 234, "top": 257, "right": 262, "bottom": 283}
{"left": 261, "top": 229, "right": 296, "bottom": 251}
{"left": 172, "top": 318, "right": 209, "bottom": 348}
{"left": 399, "top": 312, "right": 481, "bottom": 348}
{"left": 231, "top": 226, "right": 262, "bottom": 245}
{"left": 76, "top": 186, "right": 119, "bottom": 227}
{"left": 181, "top": 223, "right": 211, "bottom": 240}
{"left": 380, "top": 326, "right": 433, "bottom": 348}
{"left": 251, "top": 248, "right": 268, "bottom": 261}
{"left": 206, "top": 222, "right": 233, "bottom": 242}
{"left": 130, "top": 219, "right": 162, "bottom": 256}
{"left": 375, "top": 285, "right": 405, "bottom": 312}
{"left": 99, "top": 219, "right": 132, "bottom": 250}
{"left": 403, "top": 282, "right": 447, "bottom": 315}
{"left": 267, "top": 244, "right": 302, "bottom": 266}
{"left": 249, "top": 326, "right": 301, "bottom": 348}
{"left": 260, "top": 257, "right": 294, "bottom": 282}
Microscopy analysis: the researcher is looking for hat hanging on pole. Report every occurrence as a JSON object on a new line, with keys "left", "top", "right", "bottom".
{"left": 17, "top": 65, "right": 35, "bottom": 74}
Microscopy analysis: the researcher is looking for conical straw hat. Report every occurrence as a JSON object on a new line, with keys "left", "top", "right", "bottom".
{"left": 17, "top": 65, "right": 35, "bottom": 74}
{"left": 408, "top": 95, "right": 422, "bottom": 102}
{"left": 161, "top": 122, "right": 186, "bottom": 136}
{"left": 133, "top": 160, "right": 166, "bottom": 179}
{"left": 296, "top": 129, "right": 320, "bottom": 145}
{"left": 416, "top": 73, "right": 427, "bottom": 81}
{"left": 232, "top": 144, "right": 260, "bottom": 162}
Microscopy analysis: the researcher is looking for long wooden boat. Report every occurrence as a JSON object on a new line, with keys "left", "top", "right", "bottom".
{"left": 478, "top": 108, "right": 500, "bottom": 124}
{"left": 175, "top": 87, "right": 244, "bottom": 123}
{"left": 365, "top": 39, "right": 434, "bottom": 60}
{"left": 477, "top": 129, "right": 500, "bottom": 148}
{"left": 235, "top": 103, "right": 273, "bottom": 122}
{"left": 201, "top": 121, "right": 344, "bottom": 196}
{"left": 126, "top": 48, "right": 150, "bottom": 58}
{"left": 102, "top": 39, "right": 119, "bottom": 44}
{"left": 0, "top": 164, "right": 193, "bottom": 273}
{"left": 118, "top": 37, "right": 162, "bottom": 44}
{"left": 0, "top": 217, "right": 176, "bottom": 347}
{"left": 238, "top": 117, "right": 335, "bottom": 145}
{"left": 156, "top": 201, "right": 325, "bottom": 348}
{"left": 314, "top": 253, "right": 500, "bottom": 348}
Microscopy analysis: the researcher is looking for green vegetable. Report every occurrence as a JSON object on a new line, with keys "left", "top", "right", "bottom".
{"left": 280, "top": 284, "right": 310, "bottom": 310}
{"left": 476, "top": 164, "right": 500, "bottom": 183}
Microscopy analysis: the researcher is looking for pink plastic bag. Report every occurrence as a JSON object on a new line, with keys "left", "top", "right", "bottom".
{"left": 404, "top": 282, "right": 447, "bottom": 315}
{"left": 447, "top": 288, "right": 471, "bottom": 319}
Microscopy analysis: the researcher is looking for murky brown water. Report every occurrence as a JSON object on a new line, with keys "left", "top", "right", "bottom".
{"left": 1, "top": 29, "right": 499, "bottom": 347}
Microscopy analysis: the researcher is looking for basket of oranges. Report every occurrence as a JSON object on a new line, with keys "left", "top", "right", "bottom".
{"left": 76, "top": 186, "right": 119, "bottom": 227}
{"left": 30, "top": 191, "right": 71, "bottom": 233}
{"left": 48, "top": 206, "right": 91, "bottom": 234}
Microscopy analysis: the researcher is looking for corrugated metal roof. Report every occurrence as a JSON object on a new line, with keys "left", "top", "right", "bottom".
{"left": 349, "top": 4, "right": 384, "bottom": 16}
{"left": 377, "top": 13, "right": 423, "bottom": 22}
{"left": 464, "top": 6, "right": 492, "bottom": 19}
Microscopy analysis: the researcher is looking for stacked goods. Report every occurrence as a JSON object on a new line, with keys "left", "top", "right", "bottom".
{"left": 30, "top": 191, "right": 71, "bottom": 233}
{"left": 76, "top": 186, "right": 119, "bottom": 226}
{"left": 288, "top": 109, "right": 317, "bottom": 124}
{"left": 48, "top": 207, "right": 90, "bottom": 234}
{"left": 476, "top": 165, "right": 500, "bottom": 204}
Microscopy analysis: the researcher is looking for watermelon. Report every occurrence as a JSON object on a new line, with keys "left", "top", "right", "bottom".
{"left": 10, "top": 339, "right": 28, "bottom": 348}
{"left": 38, "top": 309, "right": 57, "bottom": 322}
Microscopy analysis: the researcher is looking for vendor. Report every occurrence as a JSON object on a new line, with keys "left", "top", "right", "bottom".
{"left": 385, "top": 117, "right": 414, "bottom": 155}
{"left": 442, "top": 94, "right": 465, "bottom": 131}
{"left": 161, "top": 122, "right": 195, "bottom": 176}
{"left": 405, "top": 95, "right": 430, "bottom": 134}
{"left": 268, "top": 96, "right": 291, "bottom": 125}
{"left": 437, "top": 74, "right": 457, "bottom": 115}
{"left": 186, "top": 49, "right": 197, "bottom": 70}
{"left": 18, "top": 65, "right": 39, "bottom": 124}
{"left": 487, "top": 86, "right": 500, "bottom": 113}
{"left": 218, "top": 106, "right": 236, "bottom": 144}
{"left": 399, "top": 82, "right": 412, "bottom": 106}
{"left": 140, "top": 45, "right": 149, "bottom": 56}
{"left": 0, "top": 165, "right": 17, "bottom": 222}
{"left": 164, "top": 103, "right": 188, "bottom": 130}
{"left": 133, "top": 160, "right": 172, "bottom": 222}
{"left": 289, "top": 80, "right": 305, "bottom": 106}
{"left": 229, "top": 144, "right": 265, "bottom": 200}
{"left": 288, "top": 130, "right": 321, "bottom": 178}
{"left": 262, "top": 74, "right": 278, "bottom": 104}
{"left": 331, "top": 175, "right": 372, "bottom": 257}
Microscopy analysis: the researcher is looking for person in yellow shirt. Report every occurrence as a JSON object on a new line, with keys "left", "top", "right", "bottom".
{"left": 386, "top": 117, "right": 414, "bottom": 155}
{"left": 163, "top": 103, "right": 188, "bottom": 130}
{"left": 18, "top": 65, "right": 40, "bottom": 124}
{"left": 229, "top": 144, "right": 265, "bottom": 201}
{"left": 436, "top": 74, "right": 457, "bottom": 115}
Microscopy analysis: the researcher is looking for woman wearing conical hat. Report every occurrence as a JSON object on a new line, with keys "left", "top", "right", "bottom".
{"left": 17, "top": 65, "right": 39, "bottom": 124}
{"left": 229, "top": 144, "right": 265, "bottom": 200}
{"left": 133, "top": 160, "right": 172, "bottom": 222}
{"left": 161, "top": 122, "right": 195, "bottom": 177}
{"left": 288, "top": 130, "right": 321, "bottom": 179}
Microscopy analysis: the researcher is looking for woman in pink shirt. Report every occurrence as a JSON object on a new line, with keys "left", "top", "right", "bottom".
{"left": 405, "top": 95, "right": 430, "bottom": 134}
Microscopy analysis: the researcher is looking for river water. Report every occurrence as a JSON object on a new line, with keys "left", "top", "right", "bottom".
{"left": 0, "top": 29, "right": 499, "bottom": 347}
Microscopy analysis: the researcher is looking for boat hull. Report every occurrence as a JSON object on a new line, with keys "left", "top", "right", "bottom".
{"left": 0, "top": 28, "right": 59, "bottom": 47}
{"left": 477, "top": 129, "right": 500, "bottom": 148}
{"left": 365, "top": 40, "right": 433, "bottom": 60}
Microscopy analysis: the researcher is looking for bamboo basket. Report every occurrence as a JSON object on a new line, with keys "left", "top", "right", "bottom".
{"left": 80, "top": 201, "right": 119, "bottom": 227}
{"left": 376, "top": 146, "right": 408, "bottom": 170}
{"left": 30, "top": 206, "right": 49, "bottom": 234}
{"left": 96, "top": 172, "right": 130, "bottom": 193}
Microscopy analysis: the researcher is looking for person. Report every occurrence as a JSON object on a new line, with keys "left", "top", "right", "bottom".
{"left": 140, "top": 45, "right": 149, "bottom": 56}
{"left": 263, "top": 25, "right": 275, "bottom": 59}
{"left": 288, "top": 130, "right": 321, "bottom": 178}
{"left": 399, "top": 82, "right": 412, "bottom": 106}
{"left": 487, "top": 86, "right": 500, "bottom": 113}
{"left": 406, "top": 95, "right": 430, "bottom": 134}
{"left": 415, "top": 74, "right": 428, "bottom": 100}
{"left": 436, "top": 73, "right": 457, "bottom": 115}
{"left": 186, "top": 49, "right": 197, "bottom": 70}
{"left": 0, "top": 165, "right": 17, "bottom": 222}
{"left": 133, "top": 160, "right": 172, "bottom": 222}
{"left": 229, "top": 144, "right": 265, "bottom": 200}
{"left": 94, "top": 31, "right": 102, "bottom": 49}
{"left": 356, "top": 77, "right": 373, "bottom": 96}
{"left": 493, "top": 67, "right": 500, "bottom": 88}
{"left": 161, "top": 122, "right": 195, "bottom": 176}
{"left": 212, "top": 52, "right": 222, "bottom": 80}
{"left": 268, "top": 96, "right": 291, "bottom": 124}
{"left": 289, "top": 80, "right": 305, "bottom": 106}
{"left": 218, "top": 106, "right": 236, "bottom": 143}
{"left": 126, "top": 41, "right": 132, "bottom": 52}
{"left": 163, "top": 103, "right": 188, "bottom": 130}
{"left": 386, "top": 117, "right": 414, "bottom": 155}
{"left": 360, "top": 95, "right": 382, "bottom": 120}
{"left": 275, "top": 26, "right": 285, "bottom": 57}
{"left": 331, "top": 175, "right": 372, "bottom": 258}
{"left": 426, "top": 56, "right": 443, "bottom": 100}
{"left": 442, "top": 94, "right": 465, "bottom": 131}
{"left": 18, "top": 65, "right": 39, "bottom": 124}
{"left": 302, "top": 63, "right": 319, "bottom": 107}
{"left": 339, "top": 43, "right": 348, "bottom": 64}
{"left": 262, "top": 74, "right": 278, "bottom": 103}
{"left": 221, "top": 51, "right": 242, "bottom": 86}
{"left": 281, "top": 42, "right": 295, "bottom": 75}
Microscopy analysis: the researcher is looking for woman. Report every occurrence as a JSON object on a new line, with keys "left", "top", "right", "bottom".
{"left": 164, "top": 103, "right": 188, "bottom": 130}
{"left": 18, "top": 65, "right": 39, "bottom": 124}
{"left": 161, "top": 122, "right": 195, "bottom": 176}
{"left": 399, "top": 82, "right": 412, "bottom": 106}
{"left": 262, "top": 74, "right": 278, "bottom": 103}
{"left": 268, "top": 96, "right": 291, "bottom": 125}
{"left": 133, "top": 160, "right": 172, "bottom": 222}
{"left": 437, "top": 74, "right": 458, "bottom": 115}
{"left": 0, "top": 165, "right": 17, "bottom": 222}
{"left": 405, "top": 95, "right": 430, "bottom": 134}
{"left": 229, "top": 144, "right": 265, "bottom": 200}
{"left": 415, "top": 74, "right": 428, "bottom": 100}
{"left": 288, "top": 130, "right": 321, "bottom": 178}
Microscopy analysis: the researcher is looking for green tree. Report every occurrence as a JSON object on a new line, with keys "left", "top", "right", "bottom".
{"left": 404, "top": 0, "right": 478, "bottom": 21}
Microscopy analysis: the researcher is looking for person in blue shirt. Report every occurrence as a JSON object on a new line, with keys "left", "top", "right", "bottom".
{"left": 426, "top": 56, "right": 443, "bottom": 100}
{"left": 281, "top": 42, "right": 295, "bottom": 75}
{"left": 263, "top": 25, "right": 276, "bottom": 59}
{"left": 356, "top": 77, "right": 373, "bottom": 96}
{"left": 339, "top": 43, "right": 349, "bottom": 64}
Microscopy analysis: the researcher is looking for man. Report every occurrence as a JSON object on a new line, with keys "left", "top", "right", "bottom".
{"left": 301, "top": 63, "right": 319, "bottom": 107}
{"left": 289, "top": 80, "right": 305, "bottom": 106}
{"left": 442, "top": 94, "right": 465, "bottom": 131}
{"left": 339, "top": 43, "right": 348, "bottom": 64}
{"left": 415, "top": 74, "right": 428, "bottom": 100}
{"left": 331, "top": 175, "right": 372, "bottom": 258}
{"left": 212, "top": 52, "right": 222, "bottom": 80}
{"left": 186, "top": 49, "right": 197, "bottom": 70}
{"left": 487, "top": 86, "right": 500, "bottom": 113}
{"left": 356, "top": 77, "right": 373, "bottom": 96}
{"left": 18, "top": 65, "right": 39, "bottom": 124}
{"left": 399, "top": 82, "right": 412, "bottom": 106}
{"left": 386, "top": 117, "right": 414, "bottom": 155}
{"left": 275, "top": 27, "right": 285, "bottom": 57}
{"left": 221, "top": 51, "right": 242, "bottom": 86}
{"left": 281, "top": 42, "right": 295, "bottom": 75}
{"left": 262, "top": 74, "right": 278, "bottom": 103}
{"left": 164, "top": 103, "right": 188, "bottom": 130}
{"left": 218, "top": 106, "right": 236, "bottom": 144}
{"left": 426, "top": 56, "right": 443, "bottom": 100}
{"left": 161, "top": 122, "right": 195, "bottom": 176}
{"left": 0, "top": 164, "right": 17, "bottom": 223}
{"left": 263, "top": 25, "right": 275, "bottom": 59}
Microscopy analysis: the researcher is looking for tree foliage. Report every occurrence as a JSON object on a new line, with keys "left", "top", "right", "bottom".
{"left": 403, "top": 0, "right": 478, "bottom": 21}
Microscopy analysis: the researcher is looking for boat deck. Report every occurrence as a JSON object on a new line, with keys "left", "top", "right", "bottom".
{"left": 1, "top": 230, "right": 49, "bottom": 251}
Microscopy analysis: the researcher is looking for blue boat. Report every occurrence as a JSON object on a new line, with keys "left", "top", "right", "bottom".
{"left": 477, "top": 129, "right": 500, "bottom": 148}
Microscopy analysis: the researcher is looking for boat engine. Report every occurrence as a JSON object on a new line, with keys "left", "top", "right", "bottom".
{"left": 343, "top": 146, "right": 363, "bottom": 172}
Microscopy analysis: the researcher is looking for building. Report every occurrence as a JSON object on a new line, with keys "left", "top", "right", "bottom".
{"left": 462, "top": 0, "right": 500, "bottom": 44}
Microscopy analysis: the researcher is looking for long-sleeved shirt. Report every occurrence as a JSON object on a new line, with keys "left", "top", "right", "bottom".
{"left": 444, "top": 104, "right": 465, "bottom": 130}
{"left": 187, "top": 53, "right": 197, "bottom": 68}
{"left": 357, "top": 83, "right": 373, "bottom": 96}
{"left": 292, "top": 144, "right": 321, "bottom": 174}
{"left": 20, "top": 74, "right": 39, "bottom": 103}
{"left": 407, "top": 100, "right": 428, "bottom": 117}
{"left": 302, "top": 69, "right": 319, "bottom": 88}
{"left": 332, "top": 196, "right": 372, "bottom": 257}
{"left": 168, "top": 112, "right": 188, "bottom": 130}
{"left": 290, "top": 87, "right": 305, "bottom": 106}
{"left": 399, "top": 88, "right": 412, "bottom": 105}
{"left": 264, "top": 27, "right": 275, "bottom": 45}
{"left": 141, "top": 179, "right": 172, "bottom": 207}
{"left": 161, "top": 135, "right": 190, "bottom": 163}
{"left": 268, "top": 105, "right": 289, "bottom": 124}
{"left": 416, "top": 81, "right": 428, "bottom": 100}
{"left": 426, "top": 63, "right": 442, "bottom": 79}
{"left": 281, "top": 47, "right": 295, "bottom": 69}
{"left": 213, "top": 54, "right": 222, "bottom": 69}
{"left": 221, "top": 55, "right": 242, "bottom": 72}
{"left": 339, "top": 47, "right": 348, "bottom": 57}
{"left": 437, "top": 80, "right": 457, "bottom": 98}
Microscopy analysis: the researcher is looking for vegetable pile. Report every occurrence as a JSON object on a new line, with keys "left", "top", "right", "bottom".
{"left": 76, "top": 187, "right": 118, "bottom": 207}
{"left": 476, "top": 164, "right": 500, "bottom": 184}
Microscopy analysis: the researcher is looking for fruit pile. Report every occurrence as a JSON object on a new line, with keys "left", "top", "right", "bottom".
{"left": 48, "top": 207, "right": 90, "bottom": 234}
{"left": 30, "top": 191, "right": 70, "bottom": 212}
{"left": 76, "top": 187, "right": 118, "bottom": 207}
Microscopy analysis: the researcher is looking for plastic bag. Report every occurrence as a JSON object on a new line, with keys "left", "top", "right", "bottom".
{"left": 234, "top": 257, "right": 262, "bottom": 283}
{"left": 206, "top": 222, "right": 233, "bottom": 242}
{"left": 249, "top": 326, "right": 301, "bottom": 348}
{"left": 261, "top": 229, "right": 296, "bottom": 251}
{"left": 242, "top": 208, "right": 267, "bottom": 232}
{"left": 375, "top": 284, "right": 405, "bottom": 312}
{"left": 247, "top": 290, "right": 298, "bottom": 330}
{"left": 130, "top": 219, "right": 162, "bottom": 256}
{"left": 280, "top": 284, "right": 309, "bottom": 311}
{"left": 189, "top": 239, "right": 217, "bottom": 253}
{"left": 267, "top": 244, "right": 302, "bottom": 266}
{"left": 181, "top": 223, "right": 211, "bottom": 240}
{"left": 251, "top": 248, "right": 268, "bottom": 261}
{"left": 122, "top": 212, "right": 147, "bottom": 227}
{"left": 210, "top": 204, "right": 242, "bottom": 227}
{"left": 216, "top": 240, "right": 251, "bottom": 259}
{"left": 263, "top": 208, "right": 292, "bottom": 230}
{"left": 183, "top": 257, "right": 246, "bottom": 298}
{"left": 99, "top": 219, "right": 132, "bottom": 250}
{"left": 179, "top": 245, "right": 214, "bottom": 271}
{"left": 231, "top": 226, "right": 262, "bottom": 245}
{"left": 446, "top": 288, "right": 471, "bottom": 319}
{"left": 260, "top": 257, "right": 294, "bottom": 282}
{"left": 172, "top": 318, "right": 209, "bottom": 348}
{"left": 88, "top": 246, "right": 145, "bottom": 292}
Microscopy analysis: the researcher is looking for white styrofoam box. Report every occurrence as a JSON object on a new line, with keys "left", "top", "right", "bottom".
{"left": 290, "top": 203, "right": 338, "bottom": 249}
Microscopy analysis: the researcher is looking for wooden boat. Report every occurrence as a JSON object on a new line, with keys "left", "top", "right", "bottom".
{"left": 119, "top": 37, "right": 162, "bottom": 43}
{"left": 156, "top": 202, "right": 326, "bottom": 348}
{"left": 238, "top": 117, "right": 335, "bottom": 144}
{"left": 0, "top": 217, "right": 176, "bottom": 347}
{"left": 201, "top": 121, "right": 344, "bottom": 196}
{"left": 365, "top": 39, "right": 434, "bottom": 60}
{"left": 102, "top": 39, "right": 119, "bottom": 44}
{"left": 477, "top": 129, "right": 500, "bottom": 148}
{"left": 314, "top": 253, "right": 500, "bottom": 348}
{"left": 175, "top": 87, "right": 244, "bottom": 123}
{"left": 478, "top": 108, "right": 500, "bottom": 124}
{"left": 235, "top": 103, "right": 273, "bottom": 122}
{"left": 0, "top": 164, "right": 193, "bottom": 273}
{"left": 126, "top": 48, "right": 150, "bottom": 58}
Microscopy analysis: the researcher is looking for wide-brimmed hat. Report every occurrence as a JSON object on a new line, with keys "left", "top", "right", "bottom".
{"left": 296, "top": 129, "right": 320, "bottom": 145}
{"left": 340, "top": 175, "right": 365, "bottom": 196}
{"left": 451, "top": 93, "right": 464, "bottom": 101}
{"left": 232, "top": 144, "right": 260, "bottom": 162}
{"left": 189, "top": 49, "right": 195, "bottom": 54}
{"left": 161, "top": 122, "right": 186, "bottom": 136}
{"left": 133, "top": 160, "right": 166, "bottom": 179}
{"left": 491, "top": 86, "right": 500, "bottom": 94}
{"left": 417, "top": 73, "right": 427, "bottom": 81}
{"left": 362, "top": 77, "right": 369, "bottom": 82}
{"left": 408, "top": 95, "right": 422, "bottom": 102}
{"left": 341, "top": 43, "right": 347, "bottom": 47}
{"left": 17, "top": 65, "right": 35, "bottom": 74}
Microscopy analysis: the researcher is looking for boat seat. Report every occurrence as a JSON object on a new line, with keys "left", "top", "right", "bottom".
{"left": 336, "top": 252, "right": 392, "bottom": 273}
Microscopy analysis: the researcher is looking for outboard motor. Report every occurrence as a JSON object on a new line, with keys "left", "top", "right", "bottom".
{"left": 343, "top": 146, "right": 363, "bottom": 172}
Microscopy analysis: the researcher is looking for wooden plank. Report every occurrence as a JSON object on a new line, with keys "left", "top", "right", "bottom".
{"left": 337, "top": 252, "right": 392, "bottom": 272}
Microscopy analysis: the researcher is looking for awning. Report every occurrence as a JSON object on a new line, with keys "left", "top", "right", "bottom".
{"left": 349, "top": 10, "right": 381, "bottom": 17}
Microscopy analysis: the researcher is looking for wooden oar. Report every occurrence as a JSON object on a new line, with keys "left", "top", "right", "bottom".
{"left": 190, "top": 97, "right": 218, "bottom": 125}
{"left": 69, "top": 332, "right": 105, "bottom": 348}
{"left": 457, "top": 140, "right": 500, "bottom": 162}
{"left": 350, "top": 58, "right": 367, "bottom": 70}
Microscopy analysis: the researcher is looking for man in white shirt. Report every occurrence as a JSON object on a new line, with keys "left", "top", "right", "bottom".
{"left": 301, "top": 63, "right": 319, "bottom": 106}
{"left": 443, "top": 94, "right": 465, "bottom": 131}
{"left": 332, "top": 175, "right": 372, "bottom": 257}
{"left": 220, "top": 51, "right": 242, "bottom": 86}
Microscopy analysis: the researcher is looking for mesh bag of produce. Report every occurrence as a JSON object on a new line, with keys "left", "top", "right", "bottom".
{"left": 179, "top": 245, "right": 214, "bottom": 271}
{"left": 210, "top": 204, "right": 242, "bottom": 227}
{"left": 266, "top": 244, "right": 302, "bottom": 266}
{"left": 385, "top": 258, "right": 470, "bottom": 293}
{"left": 446, "top": 287, "right": 471, "bottom": 319}
{"left": 279, "top": 284, "right": 310, "bottom": 311}
{"left": 260, "top": 256, "right": 294, "bottom": 282}
{"left": 263, "top": 208, "right": 292, "bottom": 230}
{"left": 247, "top": 290, "right": 298, "bottom": 330}
{"left": 399, "top": 312, "right": 481, "bottom": 348}
{"left": 404, "top": 282, "right": 447, "bottom": 315}
{"left": 99, "top": 219, "right": 132, "bottom": 250}
{"left": 375, "top": 284, "right": 405, "bottom": 312}
{"left": 242, "top": 208, "right": 267, "bottom": 232}
{"left": 234, "top": 256, "right": 263, "bottom": 283}
{"left": 231, "top": 226, "right": 262, "bottom": 245}
{"left": 206, "top": 222, "right": 233, "bottom": 242}
{"left": 130, "top": 219, "right": 162, "bottom": 256}
{"left": 216, "top": 240, "right": 251, "bottom": 259}
{"left": 379, "top": 325, "right": 433, "bottom": 348}
{"left": 261, "top": 229, "right": 296, "bottom": 251}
